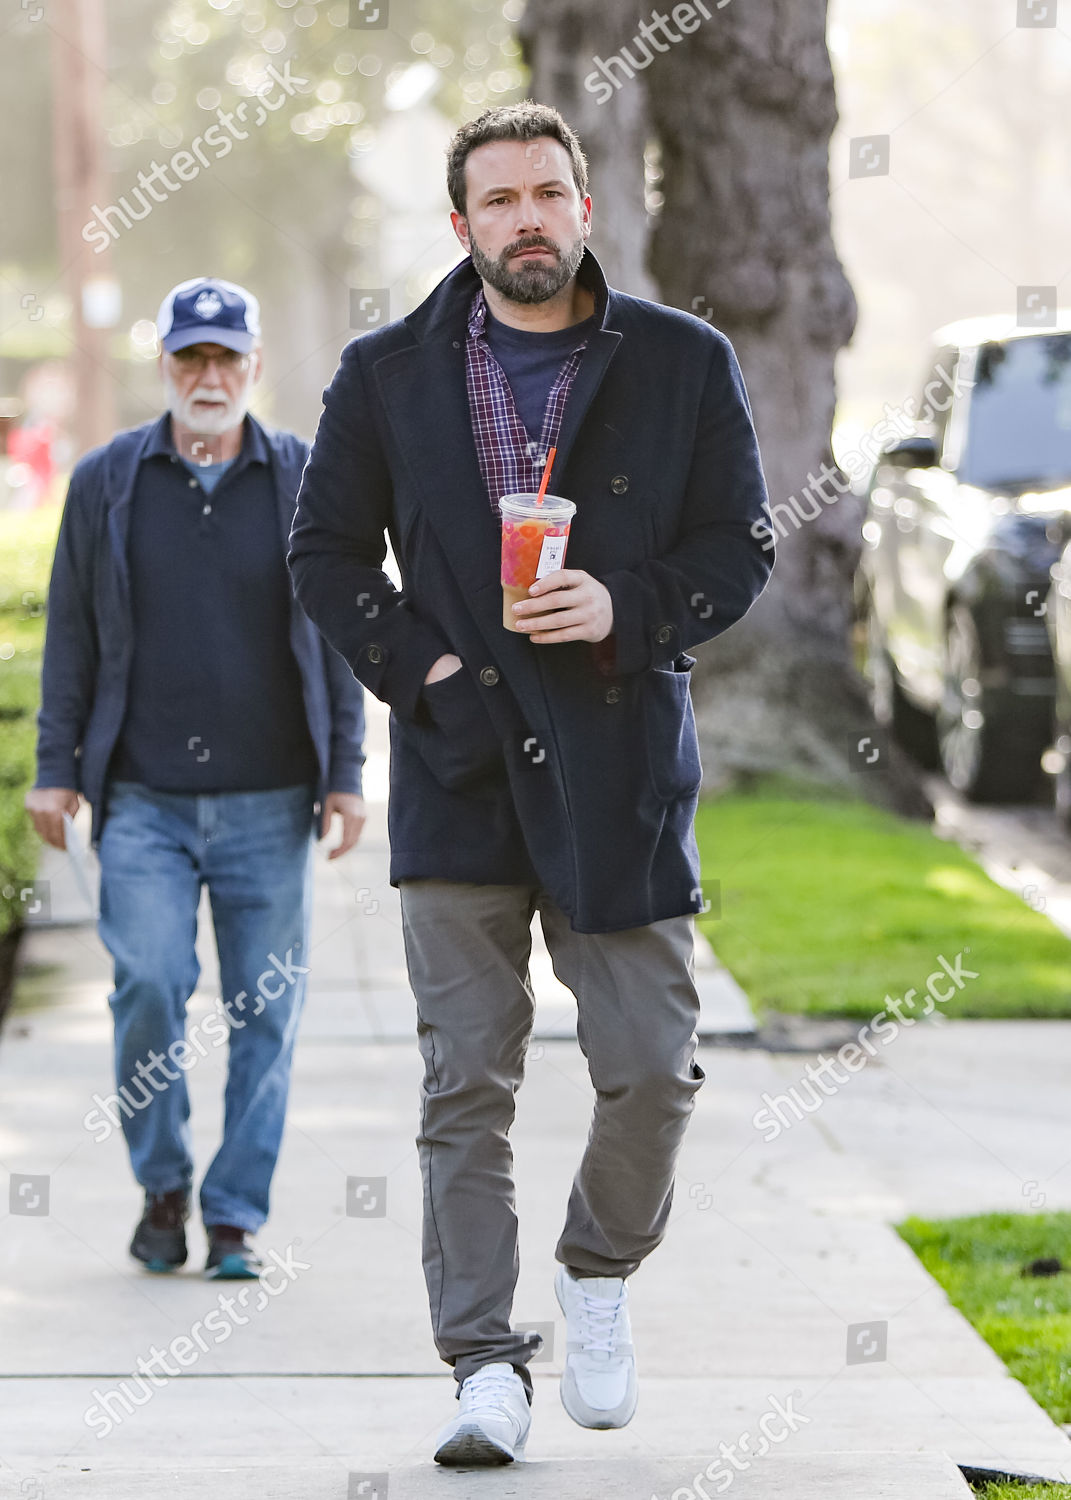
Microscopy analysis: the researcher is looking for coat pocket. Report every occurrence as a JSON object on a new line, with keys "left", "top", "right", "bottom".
{"left": 405, "top": 668, "right": 506, "bottom": 792}
{"left": 643, "top": 653, "right": 702, "bottom": 802}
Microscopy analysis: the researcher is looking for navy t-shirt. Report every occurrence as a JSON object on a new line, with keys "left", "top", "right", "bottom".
{"left": 110, "top": 416, "right": 319, "bottom": 793}
{"left": 483, "top": 308, "right": 595, "bottom": 442}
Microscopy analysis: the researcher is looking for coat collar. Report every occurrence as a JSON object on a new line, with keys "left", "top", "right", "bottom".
{"left": 373, "top": 249, "right": 623, "bottom": 658}
{"left": 402, "top": 245, "right": 612, "bottom": 345}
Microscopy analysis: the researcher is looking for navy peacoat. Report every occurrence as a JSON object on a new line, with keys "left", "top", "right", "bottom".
{"left": 289, "top": 249, "right": 773, "bottom": 933}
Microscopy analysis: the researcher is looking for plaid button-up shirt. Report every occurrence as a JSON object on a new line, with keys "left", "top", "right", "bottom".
{"left": 465, "top": 287, "right": 590, "bottom": 514}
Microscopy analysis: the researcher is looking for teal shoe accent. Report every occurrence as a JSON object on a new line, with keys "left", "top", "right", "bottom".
{"left": 204, "top": 1250, "right": 261, "bottom": 1281}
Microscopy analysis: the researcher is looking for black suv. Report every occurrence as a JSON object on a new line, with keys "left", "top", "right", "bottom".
{"left": 859, "top": 316, "right": 1071, "bottom": 801}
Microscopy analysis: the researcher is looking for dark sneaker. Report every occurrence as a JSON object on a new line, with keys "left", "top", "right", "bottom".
{"left": 130, "top": 1189, "right": 190, "bottom": 1272}
{"left": 205, "top": 1224, "right": 263, "bottom": 1280}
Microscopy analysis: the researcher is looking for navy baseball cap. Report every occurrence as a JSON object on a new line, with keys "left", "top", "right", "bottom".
{"left": 156, "top": 277, "right": 261, "bottom": 354}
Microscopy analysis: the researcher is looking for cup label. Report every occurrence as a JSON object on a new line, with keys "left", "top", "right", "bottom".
{"left": 535, "top": 534, "right": 568, "bottom": 579}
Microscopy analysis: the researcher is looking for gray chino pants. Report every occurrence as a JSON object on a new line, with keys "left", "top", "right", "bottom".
{"left": 398, "top": 879, "right": 705, "bottom": 1394}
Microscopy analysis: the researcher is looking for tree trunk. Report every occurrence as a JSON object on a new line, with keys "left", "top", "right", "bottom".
{"left": 518, "top": 0, "right": 658, "bottom": 298}
{"left": 521, "top": 0, "right": 930, "bottom": 816}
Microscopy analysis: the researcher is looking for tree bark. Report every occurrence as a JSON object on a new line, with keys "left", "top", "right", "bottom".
{"left": 518, "top": 0, "right": 658, "bottom": 298}
{"left": 522, "top": 0, "right": 930, "bottom": 816}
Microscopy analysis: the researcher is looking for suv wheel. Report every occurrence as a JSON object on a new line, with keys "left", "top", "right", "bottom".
{"left": 937, "top": 603, "right": 1043, "bottom": 802}
{"left": 866, "top": 607, "right": 939, "bottom": 768}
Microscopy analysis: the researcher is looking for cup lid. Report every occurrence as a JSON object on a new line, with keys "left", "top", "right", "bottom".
{"left": 498, "top": 491, "right": 576, "bottom": 518}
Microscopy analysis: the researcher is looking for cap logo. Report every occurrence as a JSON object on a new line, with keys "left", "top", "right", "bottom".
{"left": 193, "top": 289, "right": 224, "bottom": 319}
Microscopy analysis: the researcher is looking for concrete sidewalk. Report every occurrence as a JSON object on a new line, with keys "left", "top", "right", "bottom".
{"left": 2, "top": 702, "right": 1071, "bottom": 1498}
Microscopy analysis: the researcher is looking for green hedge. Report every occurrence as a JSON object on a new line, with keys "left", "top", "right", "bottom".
{"left": 0, "top": 505, "right": 61, "bottom": 943}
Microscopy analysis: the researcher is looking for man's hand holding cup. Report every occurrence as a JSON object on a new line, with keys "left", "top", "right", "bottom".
{"left": 511, "top": 569, "right": 613, "bottom": 644}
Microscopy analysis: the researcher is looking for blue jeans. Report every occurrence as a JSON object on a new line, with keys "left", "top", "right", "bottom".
{"left": 97, "top": 781, "right": 315, "bottom": 1232}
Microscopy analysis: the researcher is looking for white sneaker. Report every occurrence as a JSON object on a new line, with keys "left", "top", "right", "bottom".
{"left": 433, "top": 1361, "right": 531, "bottom": 1466}
{"left": 555, "top": 1266, "right": 638, "bottom": 1429}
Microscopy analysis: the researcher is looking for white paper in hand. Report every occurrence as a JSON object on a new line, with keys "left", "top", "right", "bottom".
{"left": 63, "top": 810, "right": 96, "bottom": 913}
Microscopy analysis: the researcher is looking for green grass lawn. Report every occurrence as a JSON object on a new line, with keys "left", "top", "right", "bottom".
{"left": 972, "top": 1485, "right": 1071, "bottom": 1498}
{"left": 694, "top": 778, "right": 1071, "bottom": 1019}
{"left": 899, "top": 1212, "right": 1071, "bottom": 1425}
{"left": 0, "top": 504, "right": 60, "bottom": 950}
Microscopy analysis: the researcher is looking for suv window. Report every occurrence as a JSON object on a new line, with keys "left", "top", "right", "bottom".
{"left": 955, "top": 333, "right": 1071, "bottom": 490}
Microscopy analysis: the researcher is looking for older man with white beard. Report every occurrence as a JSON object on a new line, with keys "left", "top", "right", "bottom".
{"left": 26, "top": 278, "right": 367, "bottom": 1279}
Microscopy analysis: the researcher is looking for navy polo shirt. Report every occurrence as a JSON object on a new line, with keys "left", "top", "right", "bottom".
{"left": 483, "top": 307, "right": 596, "bottom": 440}
{"left": 110, "top": 414, "right": 319, "bottom": 793}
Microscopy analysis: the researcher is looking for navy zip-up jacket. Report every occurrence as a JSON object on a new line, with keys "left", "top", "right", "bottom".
{"left": 35, "top": 413, "right": 365, "bottom": 844}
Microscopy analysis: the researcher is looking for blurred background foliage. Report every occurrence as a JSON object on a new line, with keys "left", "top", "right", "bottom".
{"left": 3, "top": 0, "right": 1070, "bottom": 440}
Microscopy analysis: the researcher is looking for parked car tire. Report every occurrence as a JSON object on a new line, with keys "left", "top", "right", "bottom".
{"left": 937, "top": 602, "right": 1043, "bottom": 802}
{"left": 866, "top": 607, "right": 939, "bottom": 769}
{"left": 1051, "top": 736, "right": 1071, "bottom": 830}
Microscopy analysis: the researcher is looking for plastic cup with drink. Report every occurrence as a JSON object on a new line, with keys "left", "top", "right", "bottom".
{"left": 499, "top": 448, "right": 576, "bottom": 633}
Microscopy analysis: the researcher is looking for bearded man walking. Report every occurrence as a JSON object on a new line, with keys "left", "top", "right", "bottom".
{"left": 290, "top": 105, "right": 773, "bottom": 1461}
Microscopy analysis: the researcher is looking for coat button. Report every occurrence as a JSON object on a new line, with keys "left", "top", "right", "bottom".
{"left": 480, "top": 666, "right": 500, "bottom": 686}
{"left": 655, "top": 624, "right": 674, "bottom": 644}
{"left": 605, "top": 686, "right": 622, "bottom": 704}
{"left": 367, "top": 644, "right": 384, "bottom": 664}
{"left": 610, "top": 474, "right": 629, "bottom": 495}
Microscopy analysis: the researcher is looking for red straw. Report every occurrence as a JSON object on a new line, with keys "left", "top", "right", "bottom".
{"left": 535, "top": 446, "right": 556, "bottom": 505}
